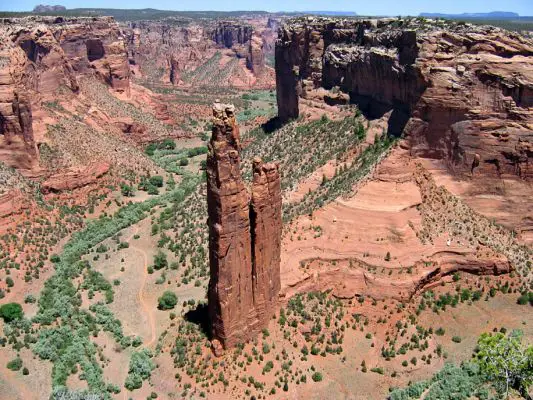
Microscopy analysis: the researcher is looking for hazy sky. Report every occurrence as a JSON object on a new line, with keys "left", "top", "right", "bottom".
{"left": 2, "top": 0, "right": 533, "bottom": 15}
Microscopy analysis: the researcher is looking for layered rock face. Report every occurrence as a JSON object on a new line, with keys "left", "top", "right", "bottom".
{"left": 276, "top": 17, "right": 533, "bottom": 179}
{"left": 207, "top": 103, "right": 281, "bottom": 349}
{"left": 212, "top": 21, "right": 253, "bottom": 48}
{"left": 125, "top": 18, "right": 278, "bottom": 86}
{"left": 126, "top": 21, "right": 207, "bottom": 84}
{"left": 0, "top": 16, "right": 131, "bottom": 172}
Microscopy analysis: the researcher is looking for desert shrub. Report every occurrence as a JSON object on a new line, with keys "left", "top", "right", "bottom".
{"left": 517, "top": 292, "right": 533, "bottom": 306}
{"left": 49, "top": 388, "right": 102, "bottom": 400}
{"left": 6, "top": 276, "right": 14, "bottom": 287}
{"left": 120, "top": 183, "right": 134, "bottom": 197}
{"left": 7, "top": 357, "right": 23, "bottom": 371}
{"left": 124, "top": 349, "right": 155, "bottom": 391}
{"left": 161, "top": 139, "right": 175, "bottom": 150}
{"left": 312, "top": 371, "right": 323, "bottom": 382}
{"left": 153, "top": 251, "right": 168, "bottom": 270}
{"left": 158, "top": 291, "right": 177, "bottom": 310}
{"left": 0, "top": 302, "right": 23, "bottom": 322}
{"left": 187, "top": 146, "right": 208, "bottom": 158}
{"left": 149, "top": 176, "right": 164, "bottom": 188}
{"left": 390, "top": 363, "right": 486, "bottom": 400}
{"left": 95, "top": 244, "right": 108, "bottom": 253}
{"left": 452, "top": 336, "right": 462, "bottom": 343}
{"left": 24, "top": 294, "right": 36, "bottom": 304}
{"left": 179, "top": 158, "right": 189, "bottom": 166}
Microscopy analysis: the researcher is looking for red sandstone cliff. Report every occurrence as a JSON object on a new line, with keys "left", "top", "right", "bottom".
{"left": 0, "top": 16, "right": 131, "bottom": 173}
{"left": 275, "top": 17, "right": 533, "bottom": 179}
{"left": 250, "top": 157, "right": 282, "bottom": 329}
{"left": 126, "top": 18, "right": 275, "bottom": 86}
{"left": 207, "top": 103, "right": 281, "bottom": 349}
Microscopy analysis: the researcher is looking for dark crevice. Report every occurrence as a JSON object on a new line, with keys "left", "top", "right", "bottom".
{"left": 249, "top": 202, "right": 257, "bottom": 304}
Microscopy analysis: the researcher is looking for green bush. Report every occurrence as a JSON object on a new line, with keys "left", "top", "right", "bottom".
{"left": 0, "top": 303, "right": 23, "bottom": 322}
{"left": 147, "top": 185, "right": 159, "bottom": 195}
{"left": 158, "top": 291, "right": 177, "bottom": 310}
{"left": 24, "top": 294, "right": 36, "bottom": 304}
{"left": 187, "top": 147, "right": 208, "bottom": 158}
{"left": 120, "top": 183, "right": 135, "bottom": 197}
{"left": 161, "top": 139, "right": 175, "bottom": 150}
{"left": 452, "top": 336, "right": 462, "bottom": 343}
{"left": 95, "top": 244, "right": 108, "bottom": 253}
{"left": 517, "top": 292, "right": 533, "bottom": 306}
{"left": 153, "top": 251, "right": 168, "bottom": 270}
{"left": 124, "top": 349, "right": 155, "bottom": 391}
{"left": 149, "top": 176, "right": 164, "bottom": 188}
{"left": 312, "top": 372, "right": 323, "bottom": 382}
{"left": 7, "top": 357, "right": 23, "bottom": 371}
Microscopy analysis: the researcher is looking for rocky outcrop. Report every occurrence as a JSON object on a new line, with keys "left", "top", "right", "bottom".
{"left": 275, "top": 17, "right": 533, "bottom": 179}
{"left": 41, "top": 162, "right": 110, "bottom": 193}
{"left": 247, "top": 33, "right": 265, "bottom": 75}
{"left": 0, "top": 16, "right": 131, "bottom": 172}
{"left": 207, "top": 103, "right": 281, "bottom": 349}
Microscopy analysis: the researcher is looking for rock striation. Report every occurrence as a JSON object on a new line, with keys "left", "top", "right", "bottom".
{"left": 207, "top": 102, "right": 281, "bottom": 349}
{"left": 126, "top": 19, "right": 273, "bottom": 85}
{"left": 41, "top": 162, "right": 110, "bottom": 193}
{"left": 275, "top": 17, "right": 533, "bottom": 179}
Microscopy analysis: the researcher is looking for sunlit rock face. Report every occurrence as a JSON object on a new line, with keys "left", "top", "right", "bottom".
{"left": 207, "top": 102, "right": 281, "bottom": 349}
{"left": 275, "top": 17, "right": 533, "bottom": 179}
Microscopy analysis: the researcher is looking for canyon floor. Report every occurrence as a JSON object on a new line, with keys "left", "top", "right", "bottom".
{"left": 0, "top": 12, "right": 532, "bottom": 400}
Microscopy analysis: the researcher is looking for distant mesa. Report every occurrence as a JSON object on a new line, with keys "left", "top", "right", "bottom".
{"left": 304, "top": 11, "right": 358, "bottom": 16}
{"left": 33, "top": 4, "right": 67, "bottom": 12}
{"left": 419, "top": 11, "right": 520, "bottom": 19}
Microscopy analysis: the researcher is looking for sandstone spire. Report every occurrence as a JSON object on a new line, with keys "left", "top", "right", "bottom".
{"left": 207, "top": 103, "right": 281, "bottom": 350}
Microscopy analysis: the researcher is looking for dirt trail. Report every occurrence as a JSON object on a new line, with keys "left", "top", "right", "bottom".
{"left": 120, "top": 226, "right": 158, "bottom": 400}
{"left": 126, "top": 226, "right": 157, "bottom": 347}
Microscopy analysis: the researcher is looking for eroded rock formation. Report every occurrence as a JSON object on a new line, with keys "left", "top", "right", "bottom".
{"left": 126, "top": 18, "right": 275, "bottom": 86}
{"left": 41, "top": 162, "right": 110, "bottom": 193}
{"left": 0, "top": 16, "right": 131, "bottom": 172}
{"left": 207, "top": 103, "right": 281, "bottom": 349}
{"left": 212, "top": 21, "right": 253, "bottom": 48}
{"left": 275, "top": 17, "right": 533, "bottom": 179}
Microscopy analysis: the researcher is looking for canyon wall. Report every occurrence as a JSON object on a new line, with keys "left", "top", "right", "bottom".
{"left": 276, "top": 17, "right": 533, "bottom": 179}
{"left": 127, "top": 17, "right": 275, "bottom": 86}
{"left": 207, "top": 103, "right": 281, "bottom": 349}
{"left": 212, "top": 21, "right": 253, "bottom": 48}
{"left": 0, "top": 16, "right": 130, "bottom": 172}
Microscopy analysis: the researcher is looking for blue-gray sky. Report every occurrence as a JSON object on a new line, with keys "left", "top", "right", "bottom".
{"left": 1, "top": 0, "right": 532, "bottom": 15}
